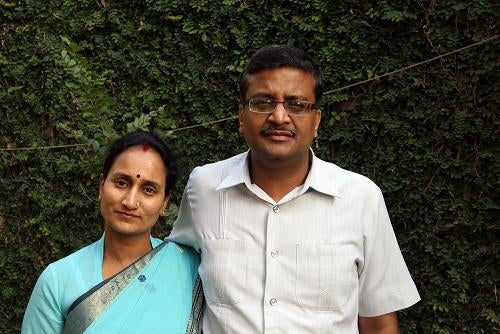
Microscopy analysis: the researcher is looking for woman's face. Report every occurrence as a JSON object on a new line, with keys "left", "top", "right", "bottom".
{"left": 99, "top": 145, "right": 168, "bottom": 239}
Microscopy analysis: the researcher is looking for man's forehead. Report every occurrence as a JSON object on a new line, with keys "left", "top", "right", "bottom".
{"left": 245, "top": 68, "right": 315, "bottom": 97}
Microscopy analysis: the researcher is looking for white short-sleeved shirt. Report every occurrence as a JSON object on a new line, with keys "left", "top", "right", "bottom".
{"left": 168, "top": 151, "right": 420, "bottom": 333}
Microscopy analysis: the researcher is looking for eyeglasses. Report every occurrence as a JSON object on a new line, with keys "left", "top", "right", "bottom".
{"left": 245, "top": 97, "right": 315, "bottom": 116}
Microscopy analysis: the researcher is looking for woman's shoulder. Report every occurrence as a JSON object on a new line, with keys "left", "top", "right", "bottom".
{"left": 42, "top": 238, "right": 103, "bottom": 282}
{"left": 24, "top": 238, "right": 103, "bottom": 325}
{"left": 51, "top": 238, "right": 102, "bottom": 268}
{"left": 152, "top": 237, "right": 198, "bottom": 261}
{"left": 164, "top": 242, "right": 200, "bottom": 275}
{"left": 168, "top": 242, "right": 199, "bottom": 259}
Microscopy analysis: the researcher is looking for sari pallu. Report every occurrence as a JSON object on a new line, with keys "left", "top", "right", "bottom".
{"left": 63, "top": 242, "right": 202, "bottom": 334}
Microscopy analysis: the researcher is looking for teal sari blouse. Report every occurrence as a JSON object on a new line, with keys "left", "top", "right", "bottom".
{"left": 22, "top": 235, "right": 201, "bottom": 333}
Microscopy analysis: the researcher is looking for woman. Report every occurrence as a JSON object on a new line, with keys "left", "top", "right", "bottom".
{"left": 22, "top": 131, "right": 202, "bottom": 334}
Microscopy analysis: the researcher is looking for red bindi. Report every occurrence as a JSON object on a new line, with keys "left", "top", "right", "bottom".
{"left": 142, "top": 144, "right": 149, "bottom": 152}
{"left": 136, "top": 174, "right": 141, "bottom": 179}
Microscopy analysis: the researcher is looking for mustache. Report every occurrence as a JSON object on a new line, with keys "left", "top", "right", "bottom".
{"left": 260, "top": 126, "right": 297, "bottom": 137}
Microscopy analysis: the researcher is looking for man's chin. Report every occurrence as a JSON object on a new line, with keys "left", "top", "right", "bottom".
{"left": 250, "top": 147, "right": 307, "bottom": 163}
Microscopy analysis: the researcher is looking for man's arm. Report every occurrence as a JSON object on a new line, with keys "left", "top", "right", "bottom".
{"left": 358, "top": 312, "right": 399, "bottom": 334}
{"left": 166, "top": 173, "right": 200, "bottom": 251}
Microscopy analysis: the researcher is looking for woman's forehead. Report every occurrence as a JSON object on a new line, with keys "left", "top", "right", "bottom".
{"left": 110, "top": 146, "right": 166, "bottom": 179}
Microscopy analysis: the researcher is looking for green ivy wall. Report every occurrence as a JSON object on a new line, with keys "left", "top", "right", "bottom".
{"left": 0, "top": 1, "right": 498, "bottom": 332}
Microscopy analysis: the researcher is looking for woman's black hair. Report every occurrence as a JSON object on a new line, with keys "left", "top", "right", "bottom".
{"left": 238, "top": 44, "right": 324, "bottom": 108}
{"left": 101, "top": 131, "right": 178, "bottom": 196}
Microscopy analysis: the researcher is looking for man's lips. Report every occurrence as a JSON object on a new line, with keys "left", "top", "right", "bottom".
{"left": 260, "top": 128, "right": 296, "bottom": 137}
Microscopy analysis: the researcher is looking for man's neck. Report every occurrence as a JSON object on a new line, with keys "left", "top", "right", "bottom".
{"left": 249, "top": 152, "right": 312, "bottom": 202}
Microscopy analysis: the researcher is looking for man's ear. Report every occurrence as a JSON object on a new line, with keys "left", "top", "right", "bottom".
{"left": 314, "top": 110, "right": 321, "bottom": 138}
{"left": 239, "top": 105, "right": 245, "bottom": 134}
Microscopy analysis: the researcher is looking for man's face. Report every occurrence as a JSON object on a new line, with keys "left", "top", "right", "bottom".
{"left": 239, "top": 67, "right": 321, "bottom": 166}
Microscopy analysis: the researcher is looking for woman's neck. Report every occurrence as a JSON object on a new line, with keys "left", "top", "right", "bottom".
{"left": 102, "top": 233, "right": 152, "bottom": 279}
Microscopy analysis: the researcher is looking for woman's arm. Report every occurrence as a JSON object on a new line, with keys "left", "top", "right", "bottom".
{"left": 22, "top": 265, "right": 64, "bottom": 334}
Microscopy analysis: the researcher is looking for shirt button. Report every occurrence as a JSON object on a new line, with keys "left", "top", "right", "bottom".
{"left": 271, "top": 250, "right": 278, "bottom": 258}
{"left": 272, "top": 205, "right": 280, "bottom": 213}
{"left": 270, "top": 298, "right": 278, "bottom": 306}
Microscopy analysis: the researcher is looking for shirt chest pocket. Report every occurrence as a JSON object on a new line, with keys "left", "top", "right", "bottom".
{"left": 295, "top": 244, "right": 357, "bottom": 311}
{"left": 199, "top": 238, "right": 247, "bottom": 305}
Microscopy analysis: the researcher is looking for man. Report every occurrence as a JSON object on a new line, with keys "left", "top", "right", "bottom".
{"left": 169, "top": 45, "right": 420, "bottom": 333}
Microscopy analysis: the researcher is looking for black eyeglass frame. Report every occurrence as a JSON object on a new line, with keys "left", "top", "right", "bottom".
{"left": 244, "top": 97, "right": 317, "bottom": 116}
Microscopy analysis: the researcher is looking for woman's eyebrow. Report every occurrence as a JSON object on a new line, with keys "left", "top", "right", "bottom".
{"left": 141, "top": 179, "right": 162, "bottom": 188}
{"left": 110, "top": 172, "right": 161, "bottom": 187}
{"left": 110, "top": 172, "right": 133, "bottom": 181}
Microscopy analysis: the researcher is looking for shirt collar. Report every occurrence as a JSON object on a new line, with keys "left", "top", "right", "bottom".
{"left": 215, "top": 149, "right": 342, "bottom": 198}
{"left": 215, "top": 151, "right": 251, "bottom": 191}
{"left": 305, "top": 150, "right": 342, "bottom": 198}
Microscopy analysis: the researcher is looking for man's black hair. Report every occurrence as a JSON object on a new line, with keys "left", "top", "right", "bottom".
{"left": 238, "top": 45, "right": 324, "bottom": 108}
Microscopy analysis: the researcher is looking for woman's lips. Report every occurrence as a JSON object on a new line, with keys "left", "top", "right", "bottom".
{"left": 115, "top": 210, "right": 140, "bottom": 219}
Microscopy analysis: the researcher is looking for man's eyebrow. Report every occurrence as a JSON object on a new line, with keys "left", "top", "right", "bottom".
{"left": 249, "top": 93, "right": 310, "bottom": 101}
{"left": 249, "top": 93, "right": 275, "bottom": 99}
{"left": 283, "top": 95, "right": 309, "bottom": 101}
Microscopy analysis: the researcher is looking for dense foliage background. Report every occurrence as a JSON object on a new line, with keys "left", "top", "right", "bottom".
{"left": 1, "top": 0, "right": 498, "bottom": 332}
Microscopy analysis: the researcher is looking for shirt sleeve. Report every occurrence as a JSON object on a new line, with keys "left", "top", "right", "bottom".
{"left": 358, "top": 190, "right": 421, "bottom": 316}
{"left": 167, "top": 170, "right": 201, "bottom": 253}
{"left": 22, "top": 264, "right": 64, "bottom": 334}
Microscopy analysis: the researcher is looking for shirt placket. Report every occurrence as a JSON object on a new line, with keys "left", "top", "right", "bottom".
{"left": 263, "top": 203, "right": 281, "bottom": 332}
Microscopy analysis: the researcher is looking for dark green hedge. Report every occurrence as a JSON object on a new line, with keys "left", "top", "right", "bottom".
{"left": 1, "top": 1, "right": 498, "bottom": 332}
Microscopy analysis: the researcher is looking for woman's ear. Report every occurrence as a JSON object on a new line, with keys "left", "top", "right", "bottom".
{"left": 98, "top": 174, "right": 105, "bottom": 201}
{"left": 160, "top": 194, "right": 171, "bottom": 215}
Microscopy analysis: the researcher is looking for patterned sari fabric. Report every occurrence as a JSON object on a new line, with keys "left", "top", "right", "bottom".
{"left": 22, "top": 236, "right": 202, "bottom": 334}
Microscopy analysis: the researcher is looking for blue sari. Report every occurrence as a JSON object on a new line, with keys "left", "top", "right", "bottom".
{"left": 22, "top": 236, "right": 202, "bottom": 333}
